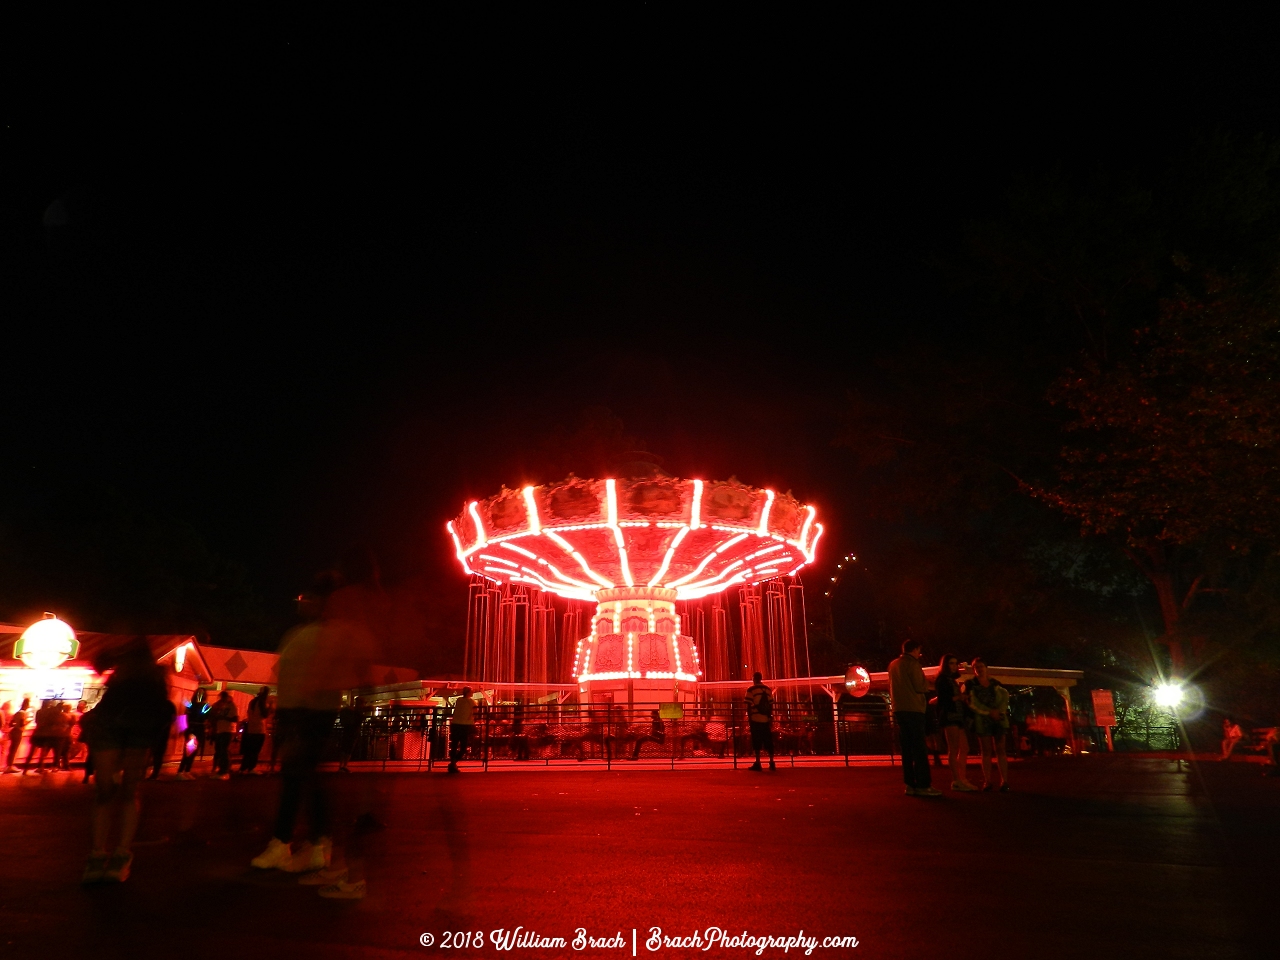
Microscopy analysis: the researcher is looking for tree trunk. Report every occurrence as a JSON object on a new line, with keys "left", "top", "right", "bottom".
{"left": 1128, "top": 543, "right": 1185, "bottom": 675}
{"left": 1148, "top": 568, "right": 1185, "bottom": 674}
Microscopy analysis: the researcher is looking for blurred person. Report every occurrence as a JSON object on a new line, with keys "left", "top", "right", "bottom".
{"left": 1221, "top": 717, "right": 1244, "bottom": 760}
{"left": 629, "top": 709, "right": 666, "bottom": 761}
{"left": 148, "top": 698, "right": 177, "bottom": 779}
{"left": 320, "top": 547, "right": 391, "bottom": 884}
{"left": 745, "top": 672, "right": 775, "bottom": 771}
{"left": 5, "top": 698, "right": 32, "bottom": 773}
{"left": 0, "top": 701, "right": 11, "bottom": 762}
{"left": 936, "top": 654, "right": 976, "bottom": 791}
{"left": 253, "top": 559, "right": 381, "bottom": 900}
{"left": 210, "top": 691, "right": 238, "bottom": 779}
{"left": 448, "top": 687, "right": 476, "bottom": 773}
{"left": 23, "top": 699, "right": 61, "bottom": 775}
{"left": 969, "top": 659, "right": 1011, "bottom": 792}
{"left": 79, "top": 635, "right": 172, "bottom": 883}
{"left": 240, "top": 686, "right": 272, "bottom": 774}
{"left": 176, "top": 689, "right": 208, "bottom": 780}
{"left": 890, "top": 640, "right": 939, "bottom": 797}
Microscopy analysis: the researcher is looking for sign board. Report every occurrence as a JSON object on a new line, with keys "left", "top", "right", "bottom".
{"left": 39, "top": 679, "right": 85, "bottom": 703}
{"left": 658, "top": 702, "right": 684, "bottom": 720}
{"left": 1091, "top": 689, "right": 1116, "bottom": 727}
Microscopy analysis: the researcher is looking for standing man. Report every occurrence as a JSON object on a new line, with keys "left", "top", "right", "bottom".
{"left": 889, "top": 639, "right": 940, "bottom": 797}
{"left": 745, "top": 672, "right": 775, "bottom": 771}
{"left": 448, "top": 687, "right": 476, "bottom": 774}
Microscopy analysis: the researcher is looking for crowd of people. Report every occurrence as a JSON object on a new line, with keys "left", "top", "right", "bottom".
{"left": 2, "top": 697, "right": 87, "bottom": 774}
{"left": 1, "top": 685, "right": 279, "bottom": 784}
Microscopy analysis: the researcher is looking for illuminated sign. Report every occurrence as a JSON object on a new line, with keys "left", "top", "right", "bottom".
{"left": 14, "top": 615, "right": 79, "bottom": 670}
{"left": 39, "top": 679, "right": 85, "bottom": 702}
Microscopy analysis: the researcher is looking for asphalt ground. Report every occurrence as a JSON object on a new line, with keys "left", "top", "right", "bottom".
{"left": 0, "top": 755, "right": 1274, "bottom": 959}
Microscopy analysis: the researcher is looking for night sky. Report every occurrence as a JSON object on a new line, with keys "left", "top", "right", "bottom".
{"left": 5, "top": 12, "right": 1280, "bottom": 663}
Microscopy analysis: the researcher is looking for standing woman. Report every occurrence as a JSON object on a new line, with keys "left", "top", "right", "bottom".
{"left": 240, "top": 687, "right": 271, "bottom": 774}
{"left": 936, "top": 655, "right": 976, "bottom": 791}
{"left": 968, "top": 658, "right": 1011, "bottom": 792}
{"left": 210, "top": 691, "right": 239, "bottom": 780}
{"left": 81, "top": 636, "right": 172, "bottom": 883}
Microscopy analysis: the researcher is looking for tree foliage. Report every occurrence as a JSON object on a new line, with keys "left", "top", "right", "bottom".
{"left": 1045, "top": 275, "right": 1280, "bottom": 550}
{"left": 837, "top": 135, "right": 1280, "bottom": 722}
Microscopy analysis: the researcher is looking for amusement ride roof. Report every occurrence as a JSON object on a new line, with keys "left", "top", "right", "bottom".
{"left": 448, "top": 477, "right": 822, "bottom": 602}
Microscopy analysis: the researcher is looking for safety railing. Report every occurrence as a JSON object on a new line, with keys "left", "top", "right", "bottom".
{"left": 323, "top": 699, "right": 899, "bottom": 771}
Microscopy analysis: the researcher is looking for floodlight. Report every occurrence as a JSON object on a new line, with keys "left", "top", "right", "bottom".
{"left": 1153, "top": 682, "right": 1184, "bottom": 709}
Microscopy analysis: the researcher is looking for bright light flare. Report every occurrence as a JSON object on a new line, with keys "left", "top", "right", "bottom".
{"left": 1153, "top": 682, "right": 1184, "bottom": 709}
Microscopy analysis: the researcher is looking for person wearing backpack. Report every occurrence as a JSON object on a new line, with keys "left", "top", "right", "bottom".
{"left": 745, "top": 672, "right": 775, "bottom": 771}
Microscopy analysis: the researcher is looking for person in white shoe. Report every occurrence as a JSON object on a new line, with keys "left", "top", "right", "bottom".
{"left": 935, "top": 655, "right": 976, "bottom": 791}
{"left": 252, "top": 555, "right": 381, "bottom": 899}
{"left": 251, "top": 584, "right": 340, "bottom": 874}
{"left": 889, "top": 639, "right": 940, "bottom": 797}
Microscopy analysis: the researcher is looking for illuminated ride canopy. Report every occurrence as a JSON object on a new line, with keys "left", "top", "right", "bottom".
{"left": 448, "top": 477, "right": 822, "bottom": 701}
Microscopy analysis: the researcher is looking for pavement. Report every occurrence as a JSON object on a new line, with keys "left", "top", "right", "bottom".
{"left": 0, "top": 755, "right": 1274, "bottom": 959}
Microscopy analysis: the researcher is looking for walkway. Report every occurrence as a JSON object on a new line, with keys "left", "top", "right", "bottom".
{"left": 0, "top": 755, "right": 1271, "bottom": 958}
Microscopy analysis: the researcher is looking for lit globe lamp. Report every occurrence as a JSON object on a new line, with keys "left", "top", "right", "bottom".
{"left": 15, "top": 613, "right": 79, "bottom": 671}
{"left": 14, "top": 613, "right": 79, "bottom": 700}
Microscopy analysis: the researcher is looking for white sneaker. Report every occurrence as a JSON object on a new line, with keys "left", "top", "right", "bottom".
{"left": 951, "top": 780, "right": 977, "bottom": 792}
{"left": 284, "top": 837, "right": 331, "bottom": 873}
{"left": 916, "top": 787, "right": 943, "bottom": 797}
{"left": 175, "top": 772, "right": 194, "bottom": 781}
{"left": 251, "top": 838, "right": 292, "bottom": 870}
{"left": 904, "top": 785, "right": 917, "bottom": 796}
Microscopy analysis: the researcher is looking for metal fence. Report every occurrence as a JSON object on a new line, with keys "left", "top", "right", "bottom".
{"left": 324, "top": 700, "right": 900, "bottom": 771}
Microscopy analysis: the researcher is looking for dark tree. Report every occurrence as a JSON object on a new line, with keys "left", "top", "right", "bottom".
{"left": 1041, "top": 274, "right": 1280, "bottom": 670}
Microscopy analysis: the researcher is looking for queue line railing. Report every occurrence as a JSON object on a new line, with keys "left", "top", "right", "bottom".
{"left": 320, "top": 700, "right": 898, "bottom": 771}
